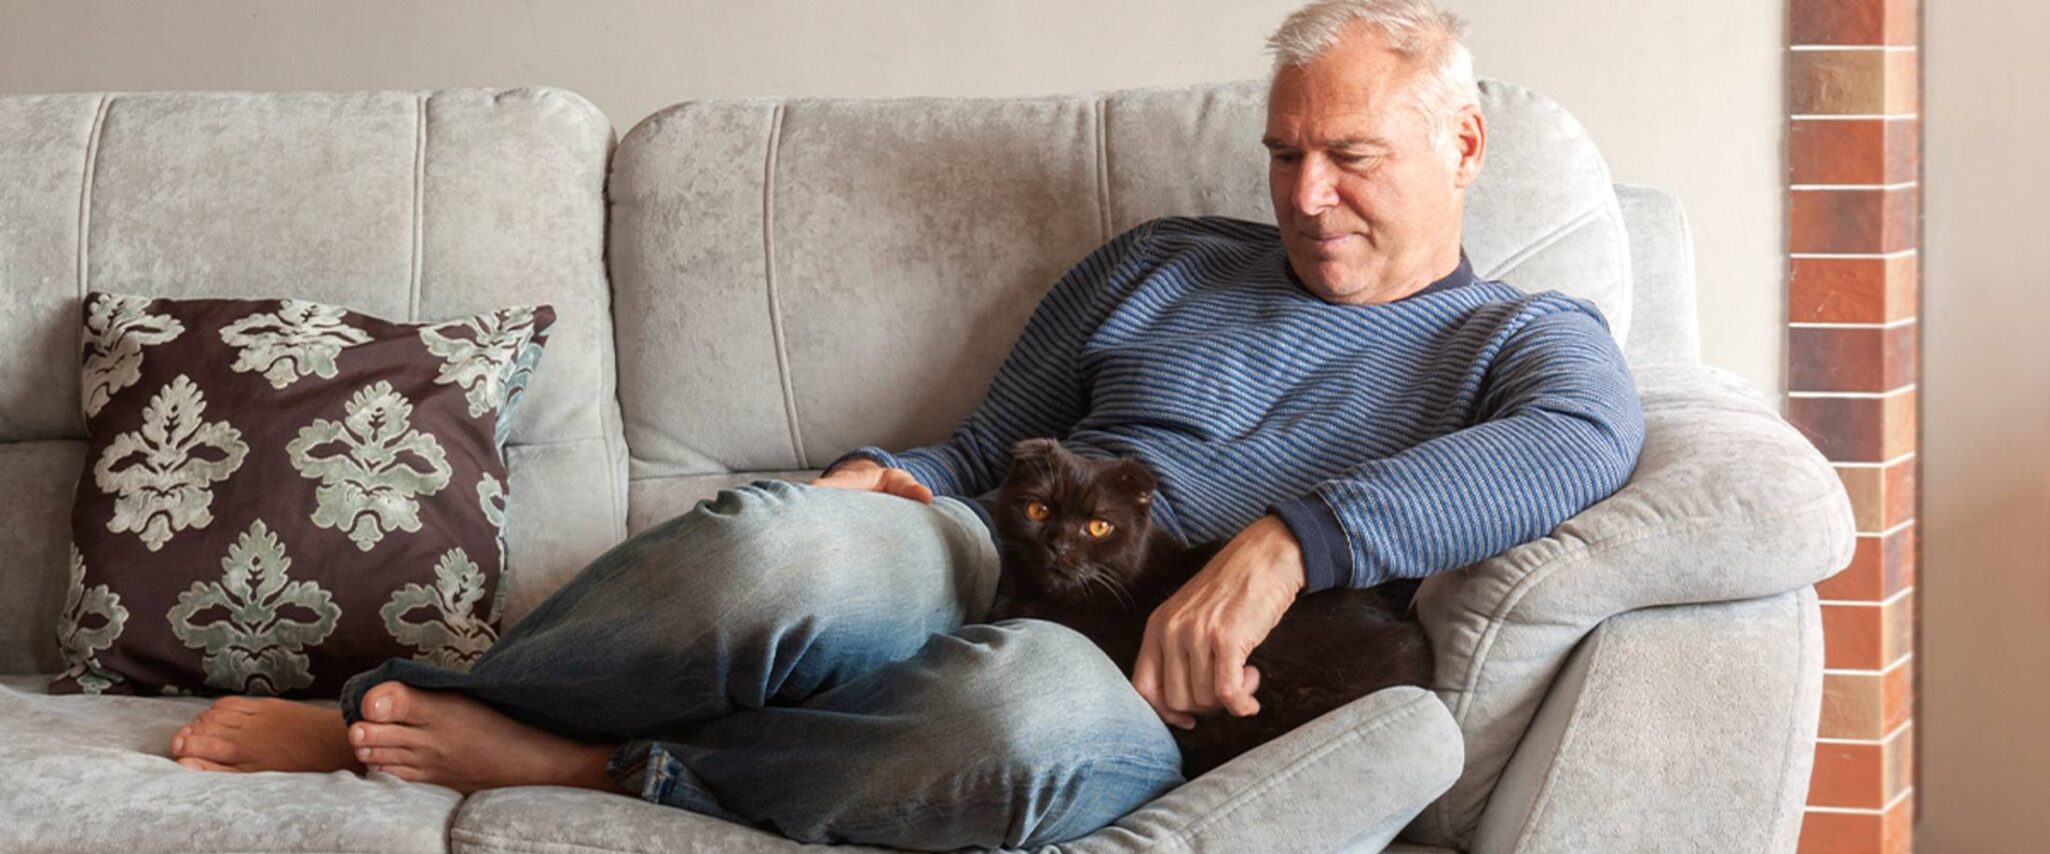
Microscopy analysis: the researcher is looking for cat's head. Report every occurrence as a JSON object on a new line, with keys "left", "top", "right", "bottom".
{"left": 993, "top": 438, "right": 1159, "bottom": 605}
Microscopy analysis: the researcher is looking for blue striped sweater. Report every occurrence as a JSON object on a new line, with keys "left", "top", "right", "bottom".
{"left": 827, "top": 216, "right": 1645, "bottom": 593}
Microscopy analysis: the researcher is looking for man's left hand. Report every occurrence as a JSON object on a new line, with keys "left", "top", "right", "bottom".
{"left": 1132, "top": 513, "right": 1306, "bottom": 729}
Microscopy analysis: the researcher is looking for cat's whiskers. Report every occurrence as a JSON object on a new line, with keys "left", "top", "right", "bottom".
{"left": 1084, "top": 567, "right": 1138, "bottom": 613}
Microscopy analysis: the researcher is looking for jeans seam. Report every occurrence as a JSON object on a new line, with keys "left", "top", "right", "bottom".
{"left": 602, "top": 740, "right": 654, "bottom": 798}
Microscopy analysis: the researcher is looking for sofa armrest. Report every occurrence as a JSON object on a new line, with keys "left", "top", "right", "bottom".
{"left": 1439, "top": 360, "right": 1855, "bottom": 623}
{"left": 1050, "top": 686, "right": 1462, "bottom": 854}
{"left": 1406, "top": 361, "right": 1856, "bottom": 847}
{"left": 1470, "top": 591, "right": 1822, "bottom": 854}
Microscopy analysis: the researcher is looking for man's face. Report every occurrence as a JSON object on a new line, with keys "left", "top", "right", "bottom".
{"left": 1264, "top": 27, "right": 1482, "bottom": 305}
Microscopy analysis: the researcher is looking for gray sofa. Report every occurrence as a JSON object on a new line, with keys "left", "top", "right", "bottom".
{"left": 0, "top": 79, "right": 1854, "bottom": 853}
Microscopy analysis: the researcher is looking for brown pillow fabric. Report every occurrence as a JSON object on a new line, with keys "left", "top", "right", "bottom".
{"left": 52, "top": 292, "right": 554, "bottom": 698}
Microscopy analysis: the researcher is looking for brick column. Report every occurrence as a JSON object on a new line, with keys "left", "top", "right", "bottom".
{"left": 1785, "top": 1, "right": 1919, "bottom": 852}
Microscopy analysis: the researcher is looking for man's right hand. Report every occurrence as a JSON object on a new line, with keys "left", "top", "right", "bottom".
{"left": 809, "top": 458, "right": 935, "bottom": 504}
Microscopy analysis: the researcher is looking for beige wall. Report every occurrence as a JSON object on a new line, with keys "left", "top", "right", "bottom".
{"left": 0, "top": 0, "right": 1786, "bottom": 395}
{"left": 1920, "top": 1, "right": 2050, "bottom": 849}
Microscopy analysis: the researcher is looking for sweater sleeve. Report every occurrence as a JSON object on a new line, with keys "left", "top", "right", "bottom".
{"left": 1268, "top": 303, "right": 1646, "bottom": 592}
{"left": 820, "top": 222, "right": 1159, "bottom": 497}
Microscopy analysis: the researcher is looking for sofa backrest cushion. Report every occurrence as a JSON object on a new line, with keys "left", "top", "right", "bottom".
{"left": 609, "top": 78, "right": 1633, "bottom": 495}
{"left": 0, "top": 87, "right": 628, "bottom": 673}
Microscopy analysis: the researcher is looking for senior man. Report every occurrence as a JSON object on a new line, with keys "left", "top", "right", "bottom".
{"left": 165, "top": 0, "right": 1644, "bottom": 849}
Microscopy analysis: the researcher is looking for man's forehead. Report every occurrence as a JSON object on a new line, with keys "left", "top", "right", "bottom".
{"left": 1263, "top": 85, "right": 1409, "bottom": 148}
{"left": 1265, "top": 40, "right": 1424, "bottom": 143}
{"left": 1261, "top": 129, "right": 1393, "bottom": 151}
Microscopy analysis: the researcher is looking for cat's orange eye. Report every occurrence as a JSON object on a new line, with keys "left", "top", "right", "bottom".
{"left": 1087, "top": 519, "right": 1114, "bottom": 538}
{"left": 1025, "top": 500, "right": 1050, "bottom": 521}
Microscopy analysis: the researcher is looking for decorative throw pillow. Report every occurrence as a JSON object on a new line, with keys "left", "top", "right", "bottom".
{"left": 52, "top": 292, "right": 554, "bottom": 698}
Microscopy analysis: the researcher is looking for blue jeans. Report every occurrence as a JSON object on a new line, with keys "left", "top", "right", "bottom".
{"left": 336, "top": 479, "right": 1185, "bottom": 850}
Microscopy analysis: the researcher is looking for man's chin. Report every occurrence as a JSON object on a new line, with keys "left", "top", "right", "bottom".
{"left": 1285, "top": 253, "right": 1364, "bottom": 297}
{"left": 1291, "top": 267, "right": 1371, "bottom": 304}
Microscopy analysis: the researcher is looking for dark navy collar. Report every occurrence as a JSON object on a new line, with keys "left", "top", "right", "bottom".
{"left": 1282, "top": 248, "right": 1477, "bottom": 303}
{"left": 1407, "top": 250, "right": 1477, "bottom": 300}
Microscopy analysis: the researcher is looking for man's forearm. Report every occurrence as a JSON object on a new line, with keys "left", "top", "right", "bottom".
{"left": 1271, "top": 311, "right": 1646, "bottom": 592}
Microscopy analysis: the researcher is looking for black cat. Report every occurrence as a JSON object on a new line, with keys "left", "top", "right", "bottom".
{"left": 985, "top": 438, "right": 1434, "bottom": 778}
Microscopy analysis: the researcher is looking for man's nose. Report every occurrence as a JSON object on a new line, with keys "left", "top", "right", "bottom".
{"left": 1291, "top": 158, "right": 1339, "bottom": 216}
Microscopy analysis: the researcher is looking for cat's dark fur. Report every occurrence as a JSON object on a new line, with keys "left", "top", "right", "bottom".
{"left": 986, "top": 438, "right": 1434, "bottom": 778}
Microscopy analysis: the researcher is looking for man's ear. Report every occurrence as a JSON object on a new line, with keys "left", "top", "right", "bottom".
{"left": 1103, "top": 458, "right": 1159, "bottom": 505}
{"left": 1451, "top": 104, "right": 1486, "bottom": 189}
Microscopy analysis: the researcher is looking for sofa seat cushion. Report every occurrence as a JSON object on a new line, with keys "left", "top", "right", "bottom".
{"left": 449, "top": 686, "right": 1460, "bottom": 854}
{"left": 0, "top": 673, "right": 461, "bottom": 852}
{"left": 451, "top": 786, "right": 871, "bottom": 854}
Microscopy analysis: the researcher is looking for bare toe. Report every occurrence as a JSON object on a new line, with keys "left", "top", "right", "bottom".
{"left": 351, "top": 721, "right": 426, "bottom": 750}
{"left": 354, "top": 746, "right": 417, "bottom": 767}
{"left": 361, "top": 681, "right": 421, "bottom": 724}
{"left": 171, "top": 723, "right": 209, "bottom": 757}
{"left": 176, "top": 756, "right": 233, "bottom": 771}
{"left": 374, "top": 764, "right": 427, "bottom": 783}
{"left": 179, "top": 734, "right": 245, "bottom": 764}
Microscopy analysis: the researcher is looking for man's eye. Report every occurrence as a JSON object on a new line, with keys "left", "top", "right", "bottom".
{"left": 1086, "top": 519, "right": 1114, "bottom": 538}
{"left": 1270, "top": 152, "right": 1302, "bottom": 165}
{"left": 1025, "top": 500, "right": 1049, "bottom": 521}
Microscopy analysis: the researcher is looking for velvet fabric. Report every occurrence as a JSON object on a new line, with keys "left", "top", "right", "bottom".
{"left": 55, "top": 293, "right": 552, "bottom": 698}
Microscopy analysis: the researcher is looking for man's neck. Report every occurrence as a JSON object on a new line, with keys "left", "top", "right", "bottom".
{"left": 1285, "top": 244, "right": 1474, "bottom": 305}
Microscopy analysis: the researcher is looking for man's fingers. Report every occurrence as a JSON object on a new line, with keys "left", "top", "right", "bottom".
{"left": 1131, "top": 639, "right": 1169, "bottom": 720}
{"left": 1161, "top": 631, "right": 1194, "bottom": 726}
{"left": 1136, "top": 627, "right": 1194, "bottom": 729}
{"left": 880, "top": 469, "right": 934, "bottom": 503}
{"left": 811, "top": 465, "right": 882, "bottom": 491}
{"left": 1215, "top": 648, "right": 1257, "bottom": 717}
{"left": 1224, "top": 663, "right": 1262, "bottom": 717}
{"left": 1188, "top": 635, "right": 1217, "bottom": 715}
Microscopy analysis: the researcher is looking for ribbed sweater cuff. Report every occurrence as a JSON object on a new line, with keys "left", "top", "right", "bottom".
{"left": 1269, "top": 495, "right": 1353, "bottom": 593}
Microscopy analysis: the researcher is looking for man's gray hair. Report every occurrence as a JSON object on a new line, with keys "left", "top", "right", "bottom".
{"left": 1268, "top": 0, "right": 1480, "bottom": 157}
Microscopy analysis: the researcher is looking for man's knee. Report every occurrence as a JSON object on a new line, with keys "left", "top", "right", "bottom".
{"left": 947, "top": 621, "right": 1186, "bottom": 845}
{"left": 965, "top": 620, "right": 1181, "bottom": 762}
{"left": 647, "top": 480, "right": 861, "bottom": 605}
{"left": 638, "top": 480, "right": 978, "bottom": 628}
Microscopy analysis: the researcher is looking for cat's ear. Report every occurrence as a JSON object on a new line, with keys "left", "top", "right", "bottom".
{"left": 1008, "top": 438, "right": 1063, "bottom": 474}
{"left": 1104, "top": 458, "right": 1159, "bottom": 505}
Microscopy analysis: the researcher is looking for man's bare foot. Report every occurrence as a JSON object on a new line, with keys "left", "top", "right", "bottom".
{"left": 343, "top": 681, "right": 625, "bottom": 795}
{"left": 168, "top": 696, "right": 365, "bottom": 773}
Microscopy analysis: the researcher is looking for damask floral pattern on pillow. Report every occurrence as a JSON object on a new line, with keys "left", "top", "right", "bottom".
{"left": 54, "top": 292, "right": 553, "bottom": 698}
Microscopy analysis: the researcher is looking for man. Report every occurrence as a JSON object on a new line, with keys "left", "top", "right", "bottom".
{"left": 166, "top": 0, "right": 1643, "bottom": 849}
